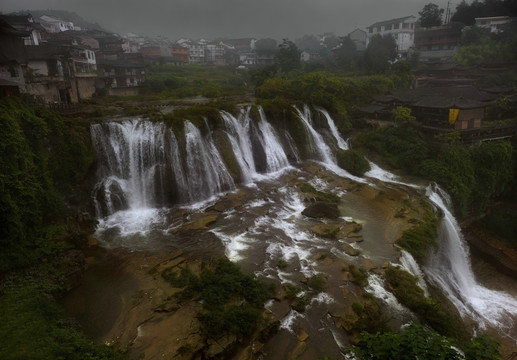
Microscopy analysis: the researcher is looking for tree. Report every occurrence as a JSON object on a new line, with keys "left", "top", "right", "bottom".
{"left": 363, "top": 34, "right": 397, "bottom": 73}
{"left": 334, "top": 36, "right": 359, "bottom": 70}
{"left": 276, "top": 39, "right": 301, "bottom": 73}
{"left": 419, "top": 3, "right": 444, "bottom": 27}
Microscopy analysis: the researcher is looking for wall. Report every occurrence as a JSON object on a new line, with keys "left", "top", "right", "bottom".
{"left": 25, "top": 82, "right": 61, "bottom": 102}
{"left": 108, "top": 87, "right": 140, "bottom": 97}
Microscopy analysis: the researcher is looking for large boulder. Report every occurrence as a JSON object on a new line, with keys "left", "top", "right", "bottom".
{"left": 302, "top": 201, "right": 340, "bottom": 219}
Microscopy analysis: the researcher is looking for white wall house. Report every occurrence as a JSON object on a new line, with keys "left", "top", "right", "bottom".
{"left": 39, "top": 15, "right": 75, "bottom": 33}
{"left": 475, "top": 16, "right": 512, "bottom": 33}
{"left": 366, "top": 15, "right": 416, "bottom": 55}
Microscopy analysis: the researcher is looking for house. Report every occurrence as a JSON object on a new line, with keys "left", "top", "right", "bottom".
{"left": 205, "top": 43, "right": 225, "bottom": 65}
{"left": 366, "top": 15, "right": 416, "bottom": 56}
{"left": 0, "top": 19, "right": 28, "bottom": 98}
{"left": 348, "top": 28, "right": 367, "bottom": 51}
{"left": 188, "top": 42, "right": 206, "bottom": 64}
{"left": 171, "top": 43, "right": 189, "bottom": 64}
{"left": 96, "top": 53, "right": 145, "bottom": 96}
{"left": 39, "top": 15, "right": 75, "bottom": 33}
{"left": 475, "top": 16, "right": 513, "bottom": 33}
{"left": 390, "top": 85, "right": 495, "bottom": 130}
{"left": 414, "top": 22, "right": 464, "bottom": 62}
{"left": 0, "top": 14, "right": 46, "bottom": 46}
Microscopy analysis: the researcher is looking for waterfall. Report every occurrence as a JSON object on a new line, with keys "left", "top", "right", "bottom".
{"left": 294, "top": 105, "right": 335, "bottom": 164}
{"left": 91, "top": 120, "right": 171, "bottom": 216}
{"left": 257, "top": 107, "right": 290, "bottom": 173}
{"left": 184, "top": 120, "right": 235, "bottom": 203}
{"left": 221, "top": 109, "right": 256, "bottom": 183}
{"left": 425, "top": 185, "right": 517, "bottom": 330}
{"left": 318, "top": 108, "right": 349, "bottom": 150}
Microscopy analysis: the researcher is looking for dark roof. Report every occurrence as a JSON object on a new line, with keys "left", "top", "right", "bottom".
{"left": 391, "top": 85, "right": 496, "bottom": 109}
{"left": 356, "top": 104, "right": 387, "bottom": 113}
{"left": 25, "top": 44, "right": 68, "bottom": 60}
{"left": 367, "top": 15, "right": 415, "bottom": 29}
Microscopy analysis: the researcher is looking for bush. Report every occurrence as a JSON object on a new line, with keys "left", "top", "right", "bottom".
{"left": 162, "top": 258, "right": 272, "bottom": 338}
{"left": 385, "top": 267, "right": 464, "bottom": 338}
{"left": 336, "top": 149, "right": 371, "bottom": 176}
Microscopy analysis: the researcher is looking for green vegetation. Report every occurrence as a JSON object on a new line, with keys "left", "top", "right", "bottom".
{"left": 300, "top": 183, "right": 340, "bottom": 203}
{"left": 0, "top": 97, "right": 93, "bottom": 272}
{"left": 480, "top": 208, "right": 517, "bottom": 247}
{"left": 256, "top": 71, "right": 395, "bottom": 121}
{"left": 306, "top": 273, "right": 326, "bottom": 292}
{"left": 162, "top": 258, "right": 273, "bottom": 338}
{"left": 336, "top": 149, "right": 371, "bottom": 177}
{"left": 385, "top": 267, "right": 465, "bottom": 339}
{"left": 346, "top": 298, "right": 390, "bottom": 336}
{"left": 396, "top": 202, "right": 440, "bottom": 260}
{"left": 350, "top": 323, "right": 501, "bottom": 360}
{"left": 143, "top": 64, "right": 248, "bottom": 99}
{"left": 0, "top": 97, "right": 119, "bottom": 359}
{"left": 0, "top": 277, "right": 124, "bottom": 360}
{"left": 359, "top": 124, "right": 515, "bottom": 217}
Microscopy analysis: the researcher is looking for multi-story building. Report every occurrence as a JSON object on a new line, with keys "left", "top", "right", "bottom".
{"left": 171, "top": 44, "right": 189, "bottom": 64}
{"left": 414, "top": 22, "right": 464, "bottom": 62}
{"left": 0, "top": 19, "right": 28, "bottom": 98}
{"left": 366, "top": 15, "right": 416, "bottom": 56}
{"left": 0, "top": 14, "right": 46, "bottom": 46}
{"left": 96, "top": 53, "right": 145, "bottom": 96}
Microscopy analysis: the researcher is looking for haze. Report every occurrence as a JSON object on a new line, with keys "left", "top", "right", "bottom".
{"left": 1, "top": 0, "right": 452, "bottom": 39}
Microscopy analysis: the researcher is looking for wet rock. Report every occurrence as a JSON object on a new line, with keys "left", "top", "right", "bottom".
{"left": 342, "top": 223, "right": 363, "bottom": 236}
{"left": 268, "top": 300, "right": 291, "bottom": 320}
{"left": 297, "top": 329, "right": 309, "bottom": 342}
{"left": 171, "top": 215, "right": 218, "bottom": 233}
{"left": 87, "top": 237, "right": 99, "bottom": 247}
{"left": 290, "top": 341, "right": 307, "bottom": 360}
{"left": 360, "top": 258, "right": 378, "bottom": 271}
{"left": 206, "top": 334, "right": 237, "bottom": 358}
{"left": 310, "top": 223, "right": 343, "bottom": 239}
{"left": 302, "top": 201, "right": 340, "bottom": 219}
{"left": 342, "top": 243, "right": 360, "bottom": 257}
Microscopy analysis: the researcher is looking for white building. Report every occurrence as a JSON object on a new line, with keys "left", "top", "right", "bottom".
{"left": 39, "top": 15, "right": 75, "bottom": 33}
{"left": 366, "top": 15, "right": 416, "bottom": 55}
{"left": 475, "top": 16, "right": 512, "bottom": 33}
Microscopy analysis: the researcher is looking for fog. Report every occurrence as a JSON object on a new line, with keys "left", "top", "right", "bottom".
{"left": 0, "top": 0, "right": 454, "bottom": 39}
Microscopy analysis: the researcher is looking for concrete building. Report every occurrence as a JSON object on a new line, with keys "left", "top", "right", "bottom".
{"left": 414, "top": 22, "right": 464, "bottom": 62}
{"left": 475, "top": 16, "right": 513, "bottom": 33}
{"left": 366, "top": 15, "right": 416, "bottom": 56}
{"left": 0, "top": 19, "right": 28, "bottom": 97}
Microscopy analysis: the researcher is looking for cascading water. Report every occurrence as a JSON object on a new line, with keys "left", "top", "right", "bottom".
{"left": 221, "top": 109, "right": 256, "bottom": 183}
{"left": 318, "top": 108, "right": 349, "bottom": 150}
{"left": 294, "top": 105, "right": 335, "bottom": 164}
{"left": 257, "top": 107, "right": 290, "bottom": 173}
{"left": 425, "top": 185, "right": 517, "bottom": 331}
{"left": 89, "top": 108, "right": 517, "bottom": 354}
{"left": 184, "top": 120, "right": 235, "bottom": 202}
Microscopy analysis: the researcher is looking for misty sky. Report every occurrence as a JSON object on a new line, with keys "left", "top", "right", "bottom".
{"left": 1, "top": 0, "right": 456, "bottom": 40}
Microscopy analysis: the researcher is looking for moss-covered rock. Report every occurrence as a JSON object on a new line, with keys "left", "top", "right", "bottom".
{"left": 302, "top": 201, "right": 340, "bottom": 219}
{"left": 336, "top": 149, "right": 371, "bottom": 177}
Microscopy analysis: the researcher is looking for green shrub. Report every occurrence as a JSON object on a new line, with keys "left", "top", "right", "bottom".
{"left": 385, "top": 267, "right": 464, "bottom": 338}
{"left": 162, "top": 258, "right": 272, "bottom": 338}
{"left": 336, "top": 149, "right": 371, "bottom": 176}
{"left": 307, "top": 273, "right": 326, "bottom": 292}
{"left": 396, "top": 204, "right": 439, "bottom": 260}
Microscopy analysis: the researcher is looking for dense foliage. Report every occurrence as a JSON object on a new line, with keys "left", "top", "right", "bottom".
{"left": 419, "top": 3, "right": 444, "bottom": 27}
{"left": 336, "top": 149, "right": 371, "bottom": 176}
{"left": 358, "top": 125, "right": 515, "bottom": 217}
{"left": 0, "top": 98, "right": 119, "bottom": 359}
{"left": 256, "top": 71, "right": 395, "bottom": 120}
{"left": 385, "top": 267, "right": 465, "bottom": 338}
{"left": 351, "top": 323, "right": 501, "bottom": 360}
{"left": 452, "top": 0, "right": 517, "bottom": 26}
{"left": 0, "top": 97, "right": 93, "bottom": 272}
{"left": 162, "top": 258, "right": 272, "bottom": 338}
{"left": 143, "top": 64, "right": 248, "bottom": 99}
